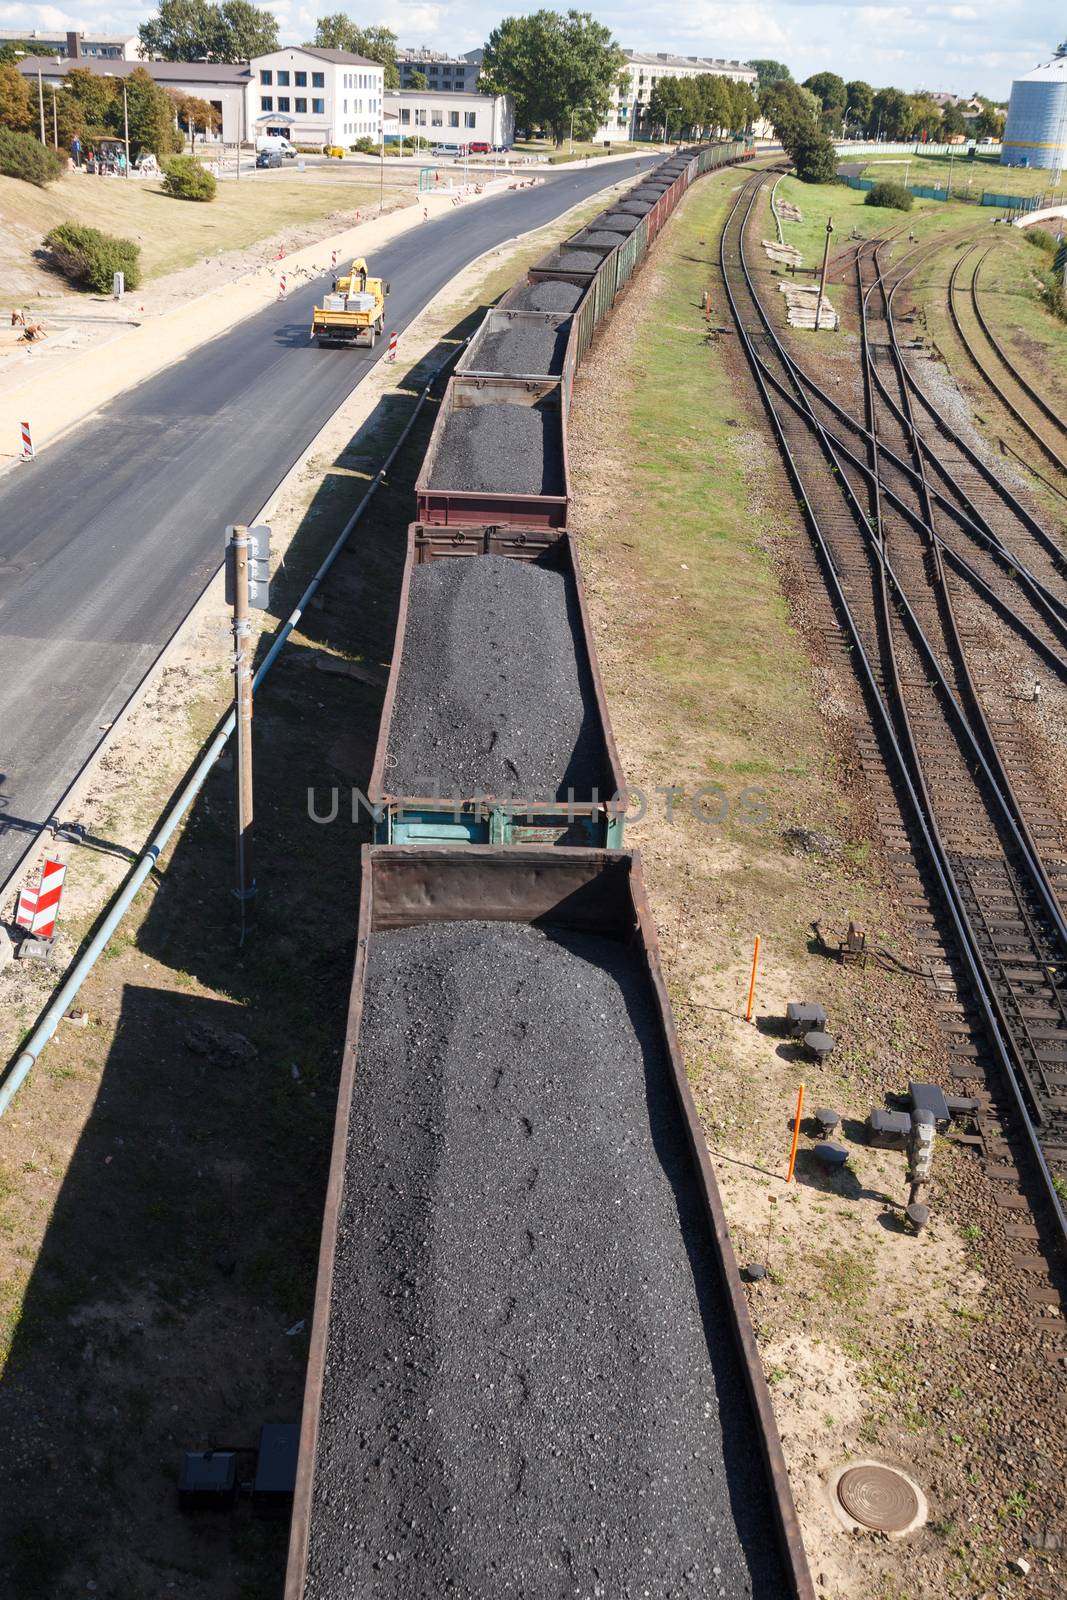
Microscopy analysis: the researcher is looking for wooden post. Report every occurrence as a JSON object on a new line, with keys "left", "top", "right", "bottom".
{"left": 744, "top": 934, "right": 761, "bottom": 1022}
{"left": 786, "top": 1082, "right": 805, "bottom": 1183}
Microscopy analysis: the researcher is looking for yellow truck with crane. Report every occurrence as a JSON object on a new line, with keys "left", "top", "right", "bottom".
{"left": 311, "top": 258, "right": 390, "bottom": 348}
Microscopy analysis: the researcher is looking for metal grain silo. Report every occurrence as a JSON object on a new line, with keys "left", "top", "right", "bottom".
{"left": 1002, "top": 49, "right": 1067, "bottom": 169}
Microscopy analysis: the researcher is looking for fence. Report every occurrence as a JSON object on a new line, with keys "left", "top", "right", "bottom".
{"left": 834, "top": 140, "right": 1002, "bottom": 158}
{"left": 837, "top": 172, "right": 1040, "bottom": 211}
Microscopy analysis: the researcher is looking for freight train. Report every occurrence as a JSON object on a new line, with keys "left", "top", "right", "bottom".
{"left": 284, "top": 140, "right": 815, "bottom": 1600}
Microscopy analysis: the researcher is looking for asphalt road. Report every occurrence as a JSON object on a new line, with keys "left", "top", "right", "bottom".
{"left": 0, "top": 158, "right": 660, "bottom": 884}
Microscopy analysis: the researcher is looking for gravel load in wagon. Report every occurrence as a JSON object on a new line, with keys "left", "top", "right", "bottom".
{"left": 430, "top": 401, "right": 563, "bottom": 496}
{"left": 303, "top": 917, "right": 785, "bottom": 1600}
{"left": 386, "top": 553, "right": 603, "bottom": 799}
{"left": 508, "top": 280, "right": 584, "bottom": 312}
{"left": 474, "top": 319, "right": 570, "bottom": 376}
{"left": 553, "top": 248, "right": 606, "bottom": 272}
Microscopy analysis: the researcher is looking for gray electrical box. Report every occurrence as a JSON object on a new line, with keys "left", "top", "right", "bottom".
{"left": 225, "top": 524, "right": 271, "bottom": 609}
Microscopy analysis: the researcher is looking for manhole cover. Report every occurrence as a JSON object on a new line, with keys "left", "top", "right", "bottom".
{"left": 837, "top": 1465, "right": 920, "bottom": 1533}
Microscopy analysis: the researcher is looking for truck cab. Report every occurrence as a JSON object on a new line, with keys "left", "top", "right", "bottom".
{"left": 310, "top": 258, "right": 390, "bottom": 348}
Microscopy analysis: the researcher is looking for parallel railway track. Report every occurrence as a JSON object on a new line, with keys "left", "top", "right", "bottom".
{"left": 720, "top": 172, "right": 1067, "bottom": 1259}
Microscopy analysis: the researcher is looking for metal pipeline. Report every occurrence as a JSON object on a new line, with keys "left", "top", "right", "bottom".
{"left": 0, "top": 337, "right": 466, "bottom": 1120}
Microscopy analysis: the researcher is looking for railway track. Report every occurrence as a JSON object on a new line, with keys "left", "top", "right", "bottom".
{"left": 720, "top": 173, "right": 1067, "bottom": 1264}
{"left": 947, "top": 242, "right": 1067, "bottom": 488}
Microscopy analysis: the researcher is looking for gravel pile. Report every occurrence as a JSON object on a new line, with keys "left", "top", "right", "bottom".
{"left": 304, "top": 918, "right": 785, "bottom": 1600}
{"left": 385, "top": 553, "right": 604, "bottom": 800}
{"left": 508, "top": 280, "right": 584, "bottom": 312}
{"left": 553, "top": 249, "right": 604, "bottom": 272}
{"left": 430, "top": 402, "right": 563, "bottom": 496}
{"left": 473, "top": 318, "right": 570, "bottom": 375}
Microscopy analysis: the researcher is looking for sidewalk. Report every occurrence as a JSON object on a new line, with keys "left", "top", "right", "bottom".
{"left": 0, "top": 176, "right": 513, "bottom": 467}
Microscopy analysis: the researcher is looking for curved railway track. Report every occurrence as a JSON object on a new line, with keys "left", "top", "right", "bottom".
{"left": 947, "top": 242, "right": 1067, "bottom": 489}
{"left": 720, "top": 172, "right": 1067, "bottom": 1257}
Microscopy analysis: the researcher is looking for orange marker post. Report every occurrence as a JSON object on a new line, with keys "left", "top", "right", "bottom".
{"left": 786, "top": 1082, "right": 805, "bottom": 1184}
{"left": 744, "top": 934, "right": 761, "bottom": 1022}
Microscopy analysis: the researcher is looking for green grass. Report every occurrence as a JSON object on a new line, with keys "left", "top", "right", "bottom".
{"left": 512, "top": 136, "right": 652, "bottom": 161}
{"left": 858, "top": 149, "right": 1057, "bottom": 202}
{"left": 775, "top": 172, "right": 983, "bottom": 267}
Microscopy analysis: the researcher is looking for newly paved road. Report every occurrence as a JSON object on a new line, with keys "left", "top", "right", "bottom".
{"left": 0, "top": 158, "right": 659, "bottom": 883}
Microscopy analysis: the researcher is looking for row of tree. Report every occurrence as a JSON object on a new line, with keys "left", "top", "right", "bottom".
{"left": 0, "top": 61, "right": 218, "bottom": 155}
{"left": 645, "top": 72, "right": 758, "bottom": 142}
{"left": 751, "top": 59, "right": 1006, "bottom": 143}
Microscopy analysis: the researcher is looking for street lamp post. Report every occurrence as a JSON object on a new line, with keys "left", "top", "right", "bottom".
{"left": 37, "top": 65, "right": 45, "bottom": 144}
{"left": 122, "top": 81, "right": 131, "bottom": 178}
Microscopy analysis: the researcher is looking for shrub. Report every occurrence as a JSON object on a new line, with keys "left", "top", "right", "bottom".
{"left": 161, "top": 153, "right": 216, "bottom": 200}
{"left": 865, "top": 180, "right": 913, "bottom": 211}
{"left": 349, "top": 136, "right": 377, "bottom": 154}
{"left": 43, "top": 221, "right": 142, "bottom": 293}
{"left": 1024, "top": 227, "right": 1056, "bottom": 254}
{"left": 0, "top": 126, "right": 63, "bottom": 187}
{"left": 791, "top": 127, "right": 838, "bottom": 184}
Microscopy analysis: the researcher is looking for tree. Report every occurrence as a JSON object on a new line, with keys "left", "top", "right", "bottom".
{"left": 139, "top": 0, "right": 278, "bottom": 63}
{"left": 0, "top": 63, "right": 33, "bottom": 132}
{"left": 648, "top": 76, "right": 687, "bottom": 138}
{"left": 909, "top": 93, "right": 942, "bottom": 141}
{"left": 760, "top": 80, "right": 820, "bottom": 147}
{"left": 162, "top": 152, "right": 217, "bottom": 196}
{"left": 845, "top": 80, "right": 873, "bottom": 134}
{"left": 941, "top": 103, "right": 967, "bottom": 138}
{"left": 168, "top": 90, "right": 223, "bottom": 133}
{"left": 974, "top": 105, "right": 1005, "bottom": 139}
{"left": 408, "top": 69, "right": 427, "bottom": 90}
{"left": 792, "top": 126, "right": 837, "bottom": 183}
{"left": 0, "top": 39, "right": 58, "bottom": 64}
{"left": 749, "top": 59, "right": 792, "bottom": 94}
{"left": 803, "top": 71, "right": 846, "bottom": 133}
{"left": 482, "top": 10, "right": 623, "bottom": 147}
{"left": 308, "top": 17, "right": 399, "bottom": 85}
{"left": 870, "top": 86, "right": 915, "bottom": 140}
{"left": 123, "top": 65, "right": 183, "bottom": 156}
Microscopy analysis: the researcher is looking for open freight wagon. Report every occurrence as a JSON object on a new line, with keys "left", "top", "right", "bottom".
{"left": 284, "top": 846, "right": 815, "bottom": 1600}
{"left": 368, "top": 524, "right": 626, "bottom": 846}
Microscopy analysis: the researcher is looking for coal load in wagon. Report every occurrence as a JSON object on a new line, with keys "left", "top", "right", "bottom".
{"left": 509, "top": 280, "right": 584, "bottom": 313}
{"left": 475, "top": 319, "right": 570, "bottom": 376}
{"left": 303, "top": 917, "right": 785, "bottom": 1599}
{"left": 431, "top": 401, "right": 563, "bottom": 497}
{"left": 553, "top": 248, "right": 606, "bottom": 272}
{"left": 595, "top": 211, "right": 641, "bottom": 231}
{"left": 571, "top": 230, "right": 628, "bottom": 249}
{"left": 385, "top": 553, "right": 604, "bottom": 800}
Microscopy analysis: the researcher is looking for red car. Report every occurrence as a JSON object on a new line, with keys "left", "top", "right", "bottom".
{"left": 468, "top": 140, "right": 491, "bottom": 154}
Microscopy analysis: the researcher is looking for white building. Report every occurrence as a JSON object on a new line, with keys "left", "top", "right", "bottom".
{"left": 383, "top": 88, "right": 514, "bottom": 149}
{"left": 251, "top": 47, "right": 383, "bottom": 147}
{"left": 596, "top": 49, "right": 757, "bottom": 142}
{"left": 0, "top": 27, "right": 138, "bottom": 60}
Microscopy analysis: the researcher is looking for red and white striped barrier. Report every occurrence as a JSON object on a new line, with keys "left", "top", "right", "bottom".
{"left": 20, "top": 420, "right": 34, "bottom": 461}
{"left": 15, "top": 858, "right": 66, "bottom": 940}
{"left": 277, "top": 274, "right": 287, "bottom": 300}
{"left": 423, "top": 207, "right": 428, "bottom": 221}
{"left": 331, "top": 249, "right": 338, "bottom": 269}
{"left": 387, "top": 330, "right": 397, "bottom": 362}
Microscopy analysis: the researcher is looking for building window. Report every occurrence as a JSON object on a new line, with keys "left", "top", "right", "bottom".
{"left": 295, "top": 70, "right": 306, "bottom": 86}
{"left": 431, "top": 110, "right": 443, "bottom": 126}
{"left": 415, "top": 108, "right": 426, "bottom": 126}
{"left": 277, "top": 70, "right": 290, "bottom": 86}
{"left": 295, "top": 97, "right": 306, "bottom": 113}
{"left": 465, "top": 111, "right": 476, "bottom": 128}
{"left": 312, "top": 71, "right": 324, "bottom": 87}
{"left": 449, "top": 110, "right": 459, "bottom": 127}
{"left": 312, "top": 98, "right": 324, "bottom": 114}
{"left": 400, "top": 108, "right": 410, "bottom": 125}
{"left": 260, "top": 70, "right": 272, "bottom": 85}
{"left": 260, "top": 96, "right": 273, "bottom": 111}
{"left": 277, "top": 96, "right": 290, "bottom": 112}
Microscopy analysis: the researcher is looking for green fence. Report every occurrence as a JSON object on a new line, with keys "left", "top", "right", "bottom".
{"left": 837, "top": 173, "right": 1039, "bottom": 211}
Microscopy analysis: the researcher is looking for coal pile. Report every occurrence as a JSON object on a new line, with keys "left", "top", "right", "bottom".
{"left": 473, "top": 318, "right": 570, "bottom": 375}
{"left": 598, "top": 211, "right": 642, "bottom": 229}
{"left": 631, "top": 187, "right": 667, "bottom": 199}
{"left": 508, "top": 280, "right": 584, "bottom": 312}
{"left": 571, "top": 230, "right": 625, "bottom": 248}
{"left": 385, "top": 553, "right": 604, "bottom": 800}
{"left": 304, "top": 918, "right": 785, "bottom": 1600}
{"left": 553, "top": 249, "right": 604, "bottom": 272}
{"left": 431, "top": 402, "right": 563, "bottom": 496}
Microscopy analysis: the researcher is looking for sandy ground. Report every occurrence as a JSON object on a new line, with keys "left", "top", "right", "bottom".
{"left": 0, "top": 170, "right": 528, "bottom": 463}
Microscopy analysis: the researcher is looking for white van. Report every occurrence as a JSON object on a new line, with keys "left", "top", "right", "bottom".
{"left": 255, "top": 134, "right": 297, "bottom": 159}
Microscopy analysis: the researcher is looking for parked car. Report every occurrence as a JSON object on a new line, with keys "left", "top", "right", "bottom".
{"left": 430, "top": 144, "right": 458, "bottom": 157}
{"left": 468, "top": 141, "right": 492, "bottom": 154}
{"left": 255, "top": 135, "right": 297, "bottom": 158}
{"left": 256, "top": 148, "right": 283, "bottom": 168}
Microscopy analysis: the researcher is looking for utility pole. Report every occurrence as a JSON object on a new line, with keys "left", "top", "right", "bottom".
{"left": 37, "top": 66, "right": 45, "bottom": 144}
{"left": 122, "top": 82, "right": 131, "bottom": 178}
{"left": 379, "top": 121, "right": 385, "bottom": 214}
{"left": 51, "top": 90, "right": 58, "bottom": 149}
{"left": 818, "top": 215, "right": 834, "bottom": 331}
{"left": 229, "top": 525, "right": 256, "bottom": 938}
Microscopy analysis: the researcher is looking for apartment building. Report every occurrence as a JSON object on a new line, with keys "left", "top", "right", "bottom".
{"left": 396, "top": 47, "right": 483, "bottom": 93}
{"left": 251, "top": 46, "right": 383, "bottom": 146}
{"left": 0, "top": 27, "right": 138, "bottom": 60}
{"left": 597, "top": 49, "right": 757, "bottom": 142}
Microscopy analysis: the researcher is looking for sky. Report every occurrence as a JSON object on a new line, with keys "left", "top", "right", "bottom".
{"left": 0, "top": 0, "right": 1061, "bottom": 99}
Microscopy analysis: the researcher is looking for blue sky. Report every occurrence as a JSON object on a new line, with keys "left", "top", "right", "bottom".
{"left": 0, "top": 0, "right": 1059, "bottom": 98}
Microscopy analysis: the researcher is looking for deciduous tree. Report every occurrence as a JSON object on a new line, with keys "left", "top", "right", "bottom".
{"left": 749, "top": 59, "right": 792, "bottom": 94}
{"left": 803, "top": 70, "right": 846, "bottom": 133}
{"left": 845, "top": 79, "right": 873, "bottom": 134}
{"left": 308, "top": 18, "right": 399, "bottom": 85}
{"left": 0, "top": 62, "right": 32, "bottom": 132}
{"left": 139, "top": 0, "right": 278, "bottom": 63}
{"left": 870, "top": 86, "right": 915, "bottom": 140}
{"left": 482, "top": 10, "right": 623, "bottom": 146}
